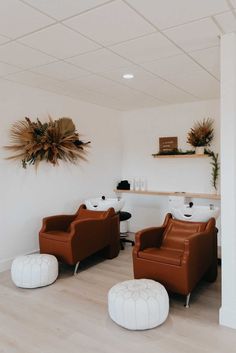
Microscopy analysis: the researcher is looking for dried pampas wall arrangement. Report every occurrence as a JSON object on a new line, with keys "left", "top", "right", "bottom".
{"left": 5, "top": 116, "right": 90, "bottom": 168}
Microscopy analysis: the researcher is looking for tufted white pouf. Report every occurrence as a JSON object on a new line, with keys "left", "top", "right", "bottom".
{"left": 11, "top": 254, "right": 58, "bottom": 288}
{"left": 108, "top": 279, "right": 169, "bottom": 330}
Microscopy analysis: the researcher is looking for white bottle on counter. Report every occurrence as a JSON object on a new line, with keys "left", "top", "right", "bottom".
{"left": 140, "top": 178, "right": 147, "bottom": 191}
{"left": 134, "top": 177, "right": 140, "bottom": 191}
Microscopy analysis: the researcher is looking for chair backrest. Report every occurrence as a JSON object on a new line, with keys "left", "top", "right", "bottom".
{"left": 162, "top": 218, "right": 208, "bottom": 251}
{"left": 75, "top": 204, "right": 115, "bottom": 220}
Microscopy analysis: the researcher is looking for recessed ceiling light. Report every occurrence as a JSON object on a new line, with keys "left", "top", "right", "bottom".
{"left": 122, "top": 73, "right": 134, "bottom": 79}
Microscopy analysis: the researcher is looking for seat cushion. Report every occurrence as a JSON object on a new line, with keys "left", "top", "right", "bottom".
{"left": 138, "top": 247, "right": 183, "bottom": 266}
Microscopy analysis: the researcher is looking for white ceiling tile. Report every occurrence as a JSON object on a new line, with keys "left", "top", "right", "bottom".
{"left": 0, "top": 62, "right": 21, "bottom": 77}
{"left": 190, "top": 47, "right": 220, "bottom": 79}
{"left": 120, "top": 95, "right": 163, "bottom": 109}
{"left": 141, "top": 54, "right": 201, "bottom": 81}
{"left": 101, "top": 65, "right": 156, "bottom": 84}
{"left": 214, "top": 11, "right": 236, "bottom": 33}
{"left": 32, "top": 61, "right": 90, "bottom": 81}
{"left": 168, "top": 70, "right": 220, "bottom": 99}
{"left": 0, "top": 42, "right": 55, "bottom": 69}
{"left": 0, "top": 0, "right": 224, "bottom": 109}
{"left": 105, "top": 83, "right": 142, "bottom": 100}
{"left": 0, "top": 0, "right": 54, "bottom": 39}
{"left": 107, "top": 85, "right": 164, "bottom": 106}
{"left": 115, "top": 96, "right": 163, "bottom": 110}
{"left": 230, "top": 0, "right": 236, "bottom": 8}
{"left": 41, "top": 84, "right": 69, "bottom": 96}
{"left": 164, "top": 18, "right": 221, "bottom": 52}
{"left": 64, "top": 0, "right": 155, "bottom": 46}
{"left": 89, "top": 81, "right": 159, "bottom": 103}
{"left": 6, "top": 71, "right": 64, "bottom": 90}
{"left": 68, "top": 88, "right": 125, "bottom": 110}
{"left": 101, "top": 65, "right": 195, "bottom": 104}
{"left": 79, "top": 93, "right": 124, "bottom": 110}
{"left": 126, "top": 0, "right": 229, "bottom": 29}
{"left": 19, "top": 24, "right": 100, "bottom": 59}
{"left": 126, "top": 76, "right": 197, "bottom": 103}
{"left": 77, "top": 91, "right": 121, "bottom": 110}
{"left": 23, "top": 0, "right": 110, "bottom": 20}
{"left": 110, "top": 32, "right": 181, "bottom": 64}
{"left": 69, "top": 75, "right": 118, "bottom": 96}
{"left": 0, "top": 34, "right": 10, "bottom": 44}
{"left": 66, "top": 49, "right": 131, "bottom": 73}
{"left": 57, "top": 80, "right": 125, "bottom": 109}
{"left": 56, "top": 79, "right": 95, "bottom": 96}
{"left": 67, "top": 75, "right": 163, "bottom": 108}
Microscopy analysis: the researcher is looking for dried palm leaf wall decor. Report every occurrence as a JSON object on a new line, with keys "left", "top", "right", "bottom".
{"left": 5, "top": 116, "right": 90, "bottom": 168}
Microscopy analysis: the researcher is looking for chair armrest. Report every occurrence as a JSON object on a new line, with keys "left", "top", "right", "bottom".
{"left": 134, "top": 227, "right": 165, "bottom": 252}
{"left": 69, "top": 218, "right": 107, "bottom": 240}
{"left": 182, "top": 231, "right": 214, "bottom": 266}
{"left": 40, "top": 214, "right": 76, "bottom": 232}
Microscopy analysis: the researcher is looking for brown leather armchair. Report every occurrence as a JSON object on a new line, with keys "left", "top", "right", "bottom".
{"left": 39, "top": 204, "right": 120, "bottom": 274}
{"left": 133, "top": 214, "right": 217, "bottom": 306}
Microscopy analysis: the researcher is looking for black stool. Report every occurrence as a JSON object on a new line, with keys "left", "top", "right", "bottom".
{"left": 119, "top": 211, "right": 135, "bottom": 250}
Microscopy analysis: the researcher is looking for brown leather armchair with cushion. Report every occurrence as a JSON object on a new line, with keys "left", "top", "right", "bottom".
{"left": 133, "top": 213, "right": 217, "bottom": 306}
{"left": 39, "top": 204, "right": 120, "bottom": 274}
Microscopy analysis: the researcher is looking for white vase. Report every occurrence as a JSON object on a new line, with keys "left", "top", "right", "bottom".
{"left": 195, "top": 146, "right": 205, "bottom": 155}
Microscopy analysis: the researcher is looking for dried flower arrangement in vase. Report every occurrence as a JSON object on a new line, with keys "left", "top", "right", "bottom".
{"left": 5, "top": 116, "right": 90, "bottom": 168}
{"left": 187, "top": 118, "right": 220, "bottom": 192}
{"left": 187, "top": 118, "right": 214, "bottom": 154}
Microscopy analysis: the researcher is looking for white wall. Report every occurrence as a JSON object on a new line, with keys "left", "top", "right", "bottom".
{"left": 219, "top": 32, "right": 236, "bottom": 329}
{"left": 0, "top": 80, "right": 123, "bottom": 271}
{"left": 121, "top": 99, "right": 220, "bottom": 231}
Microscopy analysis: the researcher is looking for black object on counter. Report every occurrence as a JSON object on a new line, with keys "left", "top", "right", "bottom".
{"left": 117, "top": 180, "right": 130, "bottom": 190}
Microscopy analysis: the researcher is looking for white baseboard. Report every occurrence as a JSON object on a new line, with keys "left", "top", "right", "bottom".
{"left": 0, "top": 249, "right": 39, "bottom": 273}
{"left": 220, "top": 305, "right": 236, "bottom": 329}
{"left": 0, "top": 258, "right": 14, "bottom": 273}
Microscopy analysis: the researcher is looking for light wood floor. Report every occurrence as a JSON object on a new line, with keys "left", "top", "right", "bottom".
{"left": 0, "top": 245, "right": 235, "bottom": 353}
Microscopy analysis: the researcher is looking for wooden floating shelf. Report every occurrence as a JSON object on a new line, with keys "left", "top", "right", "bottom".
{"left": 153, "top": 154, "right": 209, "bottom": 159}
{"left": 114, "top": 189, "right": 221, "bottom": 200}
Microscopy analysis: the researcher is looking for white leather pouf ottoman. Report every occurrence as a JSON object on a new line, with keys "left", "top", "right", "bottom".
{"left": 108, "top": 279, "right": 169, "bottom": 330}
{"left": 11, "top": 254, "right": 58, "bottom": 288}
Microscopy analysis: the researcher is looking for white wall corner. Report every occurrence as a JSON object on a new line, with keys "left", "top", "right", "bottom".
{"left": 220, "top": 32, "right": 236, "bottom": 330}
{"left": 0, "top": 249, "right": 39, "bottom": 273}
{"left": 220, "top": 306, "right": 236, "bottom": 330}
{"left": 0, "top": 257, "right": 15, "bottom": 273}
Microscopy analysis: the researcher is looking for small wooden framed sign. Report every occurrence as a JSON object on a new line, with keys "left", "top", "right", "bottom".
{"left": 159, "top": 136, "right": 178, "bottom": 152}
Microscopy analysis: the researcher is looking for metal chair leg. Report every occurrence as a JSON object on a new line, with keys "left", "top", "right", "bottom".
{"left": 74, "top": 261, "right": 80, "bottom": 275}
{"left": 120, "top": 240, "right": 125, "bottom": 250}
{"left": 185, "top": 293, "right": 191, "bottom": 308}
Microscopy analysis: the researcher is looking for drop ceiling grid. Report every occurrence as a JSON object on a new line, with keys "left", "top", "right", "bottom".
{"left": 20, "top": 0, "right": 117, "bottom": 22}
{"left": 122, "top": 0, "right": 223, "bottom": 77}
{"left": 0, "top": 0, "right": 232, "bottom": 110}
